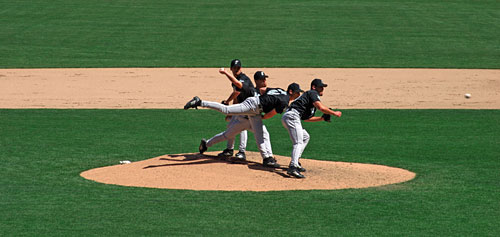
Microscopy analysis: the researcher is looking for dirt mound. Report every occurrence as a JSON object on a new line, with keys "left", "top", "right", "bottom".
{"left": 81, "top": 151, "right": 415, "bottom": 191}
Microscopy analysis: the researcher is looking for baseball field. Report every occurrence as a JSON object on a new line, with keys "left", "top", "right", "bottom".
{"left": 1, "top": 0, "right": 500, "bottom": 236}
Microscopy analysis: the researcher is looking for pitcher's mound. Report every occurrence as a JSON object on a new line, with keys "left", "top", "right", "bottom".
{"left": 81, "top": 151, "right": 415, "bottom": 191}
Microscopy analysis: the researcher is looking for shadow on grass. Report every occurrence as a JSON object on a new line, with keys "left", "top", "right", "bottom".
{"left": 143, "top": 153, "right": 291, "bottom": 178}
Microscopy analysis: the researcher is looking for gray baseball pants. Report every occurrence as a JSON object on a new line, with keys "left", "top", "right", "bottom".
{"left": 202, "top": 97, "right": 272, "bottom": 158}
{"left": 226, "top": 117, "right": 247, "bottom": 152}
{"left": 281, "top": 109, "right": 310, "bottom": 167}
{"left": 201, "top": 96, "right": 261, "bottom": 116}
{"left": 206, "top": 115, "right": 272, "bottom": 158}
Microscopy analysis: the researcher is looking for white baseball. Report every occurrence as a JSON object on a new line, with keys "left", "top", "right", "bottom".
{"left": 220, "top": 67, "right": 224, "bottom": 71}
{"left": 464, "top": 93, "right": 471, "bottom": 99}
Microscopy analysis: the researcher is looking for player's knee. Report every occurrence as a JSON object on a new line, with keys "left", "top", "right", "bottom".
{"left": 303, "top": 135, "right": 310, "bottom": 143}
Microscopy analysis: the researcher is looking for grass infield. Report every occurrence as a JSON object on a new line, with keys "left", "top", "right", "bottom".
{"left": 1, "top": 109, "right": 499, "bottom": 236}
{"left": 1, "top": 0, "right": 499, "bottom": 68}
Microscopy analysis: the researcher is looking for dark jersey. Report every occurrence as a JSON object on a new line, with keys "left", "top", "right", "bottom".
{"left": 259, "top": 88, "right": 290, "bottom": 114}
{"left": 289, "top": 89, "right": 321, "bottom": 120}
{"left": 231, "top": 73, "right": 256, "bottom": 103}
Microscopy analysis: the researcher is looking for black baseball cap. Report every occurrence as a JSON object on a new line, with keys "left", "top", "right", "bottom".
{"left": 311, "top": 78, "right": 328, "bottom": 88}
{"left": 254, "top": 71, "right": 268, "bottom": 80}
{"left": 230, "top": 59, "right": 241, "bottom": 68}
{"left": 287, "top": 83, "right": 304, "bottom": 93}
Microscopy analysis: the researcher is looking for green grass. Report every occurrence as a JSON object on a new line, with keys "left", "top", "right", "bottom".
{"left": 1, "top": 0, "right": 499, "bottom": 69}
{"left": 1, "top": 109, "right": 499, "bottom": 236}
{"left": 1, "top": 1, "right": 498, "bottom": 235}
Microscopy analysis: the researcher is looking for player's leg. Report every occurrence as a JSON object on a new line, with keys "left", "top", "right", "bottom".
{"left": 239, "top": 130, "right": 248, "bottom": 152}
{"left": 220, "top": 117, "right": 237, "bottom": 157}
{"left": 206, "top": 117, "right": 246, "bottom": 148}
{"left": 281, "top": 110, "right": 305, "bottom": 178}
{"left": 281, "top": 111, "right": 302, "bottom": 167}
{"left": 296, "top": 128, "right": 310, "bottom": 172}
{"left": 249, "top": 115, "right": 279, "bottom": 167}
{"left": 297, "top": 129, "right": 310, "bottom": 157}
{"left": 248, "top": 115, "right": 267, "bottom": 159}
{"left": 288, "top": 123, "right": 303, "bottom": 168}
{"left": 186, "top": 97, "right": 260, "bottom": 116}
{"left": 236, "top": 130, "right": 248, "bottom": 159}
{"left": 233, "top": 116, "right": 252, "bottom": 160}
{"left": 262, "top": 125, "right": 273, "bottom": 158}
{"left": 246, "top": 123, "right": 273, "bottom": 159}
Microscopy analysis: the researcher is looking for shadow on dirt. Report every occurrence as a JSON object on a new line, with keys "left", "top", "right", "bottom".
{"left": 143, "top": 153, "right": 291, "bottom": 178}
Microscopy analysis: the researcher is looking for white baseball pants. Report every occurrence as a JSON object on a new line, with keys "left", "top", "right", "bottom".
{"left": 206, "top": 115, "right": 273, "bottom": 159}
{"left": 281, "top": 109, "right": 310, "bottom": 167}
{"left": 201, "top": 97, "right": 261, "bottom": 116}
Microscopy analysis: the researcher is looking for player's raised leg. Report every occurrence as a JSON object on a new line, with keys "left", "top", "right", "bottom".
{"left": 184, "top": 97, "right": 260, "bottom": 116}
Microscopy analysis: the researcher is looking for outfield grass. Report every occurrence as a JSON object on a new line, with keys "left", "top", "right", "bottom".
{"left": 1, "top": 109, "right": 499, "bottom": 236}
{"left": 1, "top": 0, "right": 499, "bottom": 69}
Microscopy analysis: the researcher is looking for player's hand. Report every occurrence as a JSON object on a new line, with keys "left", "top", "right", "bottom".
{"left": 330, "top": 108, "right": 342, "bottom": 117}
{"left": 221, "top": 100, "right": 229, "bottom": 105}
{"left": 219, "top": 67, "right": 227, "bottom": 74}
{"left": 321, "top": 113, "right": 331, "bottom": 122}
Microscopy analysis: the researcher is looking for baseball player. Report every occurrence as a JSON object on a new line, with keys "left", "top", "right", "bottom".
{"left": 185, "top": 71, "right": 303, "bottom": 168}
{"left": 281, "top": 78, "right": 342, "bottom": 178}
{"left": 219, "top": 59, "right": 252, "bottom": 160}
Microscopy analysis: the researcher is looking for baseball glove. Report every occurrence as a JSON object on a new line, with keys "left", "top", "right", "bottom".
{"left": 322, "top": 113, "right": 331, "bottom": 122}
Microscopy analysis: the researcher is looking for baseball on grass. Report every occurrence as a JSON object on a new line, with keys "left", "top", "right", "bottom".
{"left": 464, "top": 93, "right": 471, "bottom": 99}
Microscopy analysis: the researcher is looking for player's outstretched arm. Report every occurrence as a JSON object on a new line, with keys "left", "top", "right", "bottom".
{"left": 304, "top": 116, "right": 324, "bottom": 122}
{"left": 262, "top": 109, "right": 277, "bottom": 119}
{"left": 219, "top": 68, "right": 243, "bottom": 89}
{"left": 313, "top": 101, "right": 342, "bottom": 117}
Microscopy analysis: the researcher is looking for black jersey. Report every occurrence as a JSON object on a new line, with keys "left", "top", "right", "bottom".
{"left": 289, "top": 89, "right": 321, "bottom": 120}
{"left": 231, "top": 73, "right": 256, "bottom": 103}
{"left": 259, "top": 88, "right": 290, "bottom": 114}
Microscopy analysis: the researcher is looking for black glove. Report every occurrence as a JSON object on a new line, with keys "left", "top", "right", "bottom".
{"left": 322, "top": 113, "right": 331, "bottom": 122}
{"left": 221, "top": 100, "right": 229, "bottom": 105}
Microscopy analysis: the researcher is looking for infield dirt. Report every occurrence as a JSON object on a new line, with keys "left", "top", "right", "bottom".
{"left": 2, "top": 68, "right": 498, "bottom": 191}
{"left": 1, "top": 68, "right": 498, "bottom": 109}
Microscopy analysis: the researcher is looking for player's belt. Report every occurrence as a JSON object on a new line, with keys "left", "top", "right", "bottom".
{"left": 286, "top": 108, "right": 300, "bottom": 115}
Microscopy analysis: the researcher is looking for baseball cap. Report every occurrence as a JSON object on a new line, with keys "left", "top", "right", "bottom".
{"left": 287, "top": 83, "right": 304, "bottom": 93}
{"left": 311, "top": 78, "right": 328, "bottom": 88}
{"left": 230, "top": 59, "right": 241, "bottom": 68}
{"left": 254, "top": 71, "right": 269, "bottom": 80}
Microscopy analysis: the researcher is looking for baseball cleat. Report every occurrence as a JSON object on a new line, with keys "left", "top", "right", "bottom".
{"left": 199, "top": 139, "right": 207, "bottom": 154}
{"left": 297, "top": 162, "right": 306, "bottom": 172}
{"left": 263, "top": 157, "right": 280, "bottom": 168}
{"left": 184, "top": 96, "right": 202, "bottom": 110}
{"left": 287, "top": 166, "right": 305, "bottom": 178}
{"left": 218, "top": 148, "right": 233, "bottom": 157}
{"left": 235, "top": 151, "right": 246, "bottom": 160}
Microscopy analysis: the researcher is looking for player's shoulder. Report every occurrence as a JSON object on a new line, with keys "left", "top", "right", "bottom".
{"left": 305, "top": 89, "right": 320, "bottom": 101}
{"left": 307, "top": 89, "right": 319, "bottom": 96}
{"left": 241, "top": 73, "right": 255, "bottom": 87}
{"left": 238, "top": 72, "right": 251, "bottom": 81}
{"left": 265, "top": 87, "right": 286, "bottom": 95}
{"left": 306, "top": 89, "right": 318, "bottom": 95}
